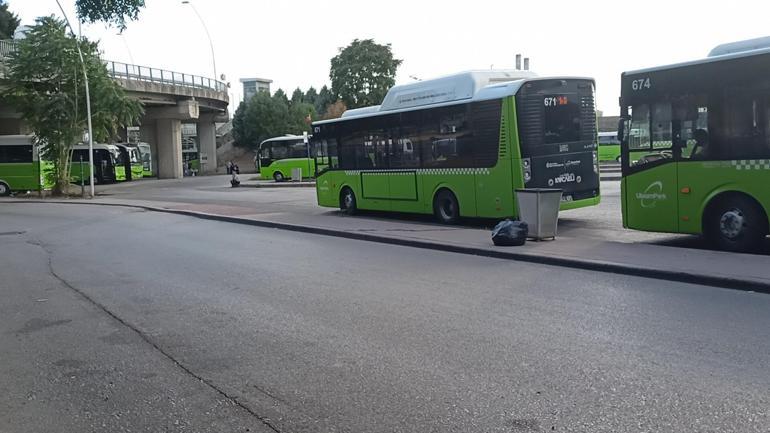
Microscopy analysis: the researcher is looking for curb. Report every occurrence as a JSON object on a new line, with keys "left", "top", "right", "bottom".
{"left": 6, "top": 199, "right": 770, "bottom": 294}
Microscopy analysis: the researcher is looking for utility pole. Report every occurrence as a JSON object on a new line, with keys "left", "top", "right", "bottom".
{"left": 54, "top": 0, "right": 95, "bottom": 198}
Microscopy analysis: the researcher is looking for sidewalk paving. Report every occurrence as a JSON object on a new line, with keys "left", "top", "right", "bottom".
{"left": 5, "top": 195, "right": 769, "bottom": 292}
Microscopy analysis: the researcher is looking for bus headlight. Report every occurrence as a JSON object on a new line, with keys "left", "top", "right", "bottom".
{"left": 522, "top": 158, "right": 532, "bottom": 183}
{"left": 592, "top": 151, "right": 599, "bottom": 173}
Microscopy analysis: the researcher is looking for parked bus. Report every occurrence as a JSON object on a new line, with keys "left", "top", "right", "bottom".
{"left": 114, "top": 143, "right": 143, "bottom": 181}
{"left": 619, "top": 37, "right": 770, "bottom": 252}
{"left": 0, "top": 135, "right": 41, "bottom": 195}
{"left": 70, "top": 143, "right": 119, "bottom": 184}
{"left": 136, "top": 142, "right": 153, "bottom": 177}
{"left": 182, "top": 136, "right": 199, "bottom": 174}
{"left": 598, "top": 132, "right": 621, "bottom": 162}
{"left": 258, "top": 135, "right": 314, "bottom": 181}
{"left": 312, "top": 70, "right": 600, "bottom": 223}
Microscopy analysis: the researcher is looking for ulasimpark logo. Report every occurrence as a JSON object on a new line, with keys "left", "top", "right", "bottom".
{"left": 635, "top": 181, "right": 667, "bottom": 208}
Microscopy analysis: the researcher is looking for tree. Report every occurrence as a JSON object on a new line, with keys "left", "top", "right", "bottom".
{"left": 2, "top": 16, "right": 142, "bottom": 194}
{"left": 272, "top": 88, "right": 289, "bottom": 106}
{"left": 290, "top": 87, "right": 304, "bottom": 105}
{"left": 75, "top": 0, "right": 145, "bottom": 30}
{"left": 0, "top": 1, "right": 20, "bottom": 39}
{"left": 232, "top": 90, "right": 317, "bottom": 149}
{"left": 322, "top": 100, "right": 347, "bottom": 120}
{"left": 329, "top": 39, "right": 402, "bottom": 109}
{"left": 315, "top": 85, "right": 334, "bottom": 117}
{"left": 232, "top": 91, "right": 290, "bottom": 149}
{"left": 304, "top": 87, "right": 318, "bottom": 107}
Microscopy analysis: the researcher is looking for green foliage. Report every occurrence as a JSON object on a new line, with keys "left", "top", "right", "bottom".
{"left": 1, "top": 16, "right": 142, "bottom": 194}
{"left": 290, "top": 87, "right": 304, "bottom": 105}
{"left": 232, "top": 90, "right": 315, "bottom": 150}
{"left": 315, "top": 85, "right": 335, "bottom": 117}
{"left": 0, "top": 0, "right": 20, "bottom": 39}
{"left": 321, "top": 100, "right": 346, "bottom": 120}
{"left": 75, "top": 0, "right": 145, "bottom": 30}
{"left": 304, "top": 87, "right": 318, "bottom": 107}
{"left": 330, "top": 39, "right": 402, "bottom": 109}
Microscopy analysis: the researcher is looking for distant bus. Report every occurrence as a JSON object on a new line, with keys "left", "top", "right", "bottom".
{"left": 258, "top": 135, "right": 314, "bottom": 181}
{"left": 0, "top": 135, "right": 40, "bottom": 195}
{"left": 312, "top": 71, "right": 600, "bottom": 223}
{"left": 182, "top": 137, "right": 199, "bottom": 174}
{"left": 114, "top": 143, "right": 143, "bottom": 181}
{"left": 620, "top": 37, "right": 770, "bottom": 252}
{"left": 598, "top": 132, "right": 621, "bottom": 162}
{"left": 70, "top": 143, "right": 119, "bottom": 184}
{"left": 135, "top": 142, "right": 153, "bottom": 177}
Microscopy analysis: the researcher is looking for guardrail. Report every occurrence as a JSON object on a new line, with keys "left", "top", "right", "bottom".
{"left": 0, "top": 39, "right": 228, "bottom": 94}
{"left": 106, "top": 61, "right": 228, "bottom": 93}
{"left": 0, "top": 39, "right": 16, "bottom": 57}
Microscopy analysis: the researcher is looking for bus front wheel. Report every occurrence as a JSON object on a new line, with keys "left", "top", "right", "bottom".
{"left": 273, "top": 171, "right": 284, "bottom": 182}
{"left": 0, "top": 182, "right": 10, "bottom": 196}
{"left": 705, "top": 194, "right": 768, "bottom": 253}
{"left": 433, "top": 189, "right": 460, "bottom": 224}
{"left": 340, "top": 187, "right": 357, "bottom": 215}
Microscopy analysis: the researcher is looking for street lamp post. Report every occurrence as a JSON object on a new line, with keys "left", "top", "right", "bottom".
{"left": 54, "top": 0, "right": 95, "bottom": 198}
{"left": 181, "top": 0, "right": 217, "bottom": 80}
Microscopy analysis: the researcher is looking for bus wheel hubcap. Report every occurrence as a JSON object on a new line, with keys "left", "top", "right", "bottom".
{"left": 441, "top": 200, "right": 455, "bottom": 219}
{"left": 344, "top": 193, "right": 353, "bottom": 208}
{"left": 720, "top": 209, "right": 745, "bottom": 239}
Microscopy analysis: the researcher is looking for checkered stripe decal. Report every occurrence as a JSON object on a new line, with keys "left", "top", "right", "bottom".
{"left": 732, "top": 160, "right": 770, "bottom": 170}
{"left": 343, "top": 168, "right": 491, "bottom": 176}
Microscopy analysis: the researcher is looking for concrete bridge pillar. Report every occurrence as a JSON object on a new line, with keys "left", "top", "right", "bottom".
{"left": 197, "top": 116, "right": 218, "bottom": 175}
{"left": 156, "top": 119, "right": 183, "bottom": 179}
{"left": 139, "top": 122, "right": 158, "bottom": 177}
{"left": 141, "top": 99, "right": 200, "bottom": 179}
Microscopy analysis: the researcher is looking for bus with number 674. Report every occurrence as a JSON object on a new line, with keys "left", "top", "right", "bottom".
{"left": 619, "top": 37, "right": 770, "bottom": 252}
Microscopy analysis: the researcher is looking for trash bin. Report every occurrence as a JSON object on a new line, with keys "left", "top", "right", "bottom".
{"left": 514, "top": 188, "right": 563, "bottom": 240}
{"left": 291, "top": 168, "right": 302, "bottom": 182}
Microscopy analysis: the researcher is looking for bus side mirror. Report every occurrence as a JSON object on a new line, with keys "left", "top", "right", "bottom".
{"left": 618, "top": 117, "right": 631, "bottom": 143}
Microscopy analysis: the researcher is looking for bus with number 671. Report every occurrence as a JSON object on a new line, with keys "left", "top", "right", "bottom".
{"left": 312, "top": 70, "right": 601, "bottom": 223}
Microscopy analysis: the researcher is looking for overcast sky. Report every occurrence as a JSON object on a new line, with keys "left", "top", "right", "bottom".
{"left": 12, "top": 0, "right": 770, "bottom": 115}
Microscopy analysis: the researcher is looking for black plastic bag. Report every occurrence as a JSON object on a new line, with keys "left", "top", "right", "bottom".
{"left": 491, "top": 219, "right": 528, "bottom": 246}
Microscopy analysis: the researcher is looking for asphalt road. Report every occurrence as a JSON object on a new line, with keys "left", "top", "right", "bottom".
{"left": 1, "top": 203, "right": 769, "bottom": 432}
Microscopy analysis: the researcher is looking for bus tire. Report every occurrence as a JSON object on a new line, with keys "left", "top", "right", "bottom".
{"left": 704, "top": 194, "right": 768, "bottom": 253}
{"left": 0, "top": 181, "right": 10, "bottom": 196}
{"left": 273, "top": 171, "right": 284, "bottom": 182}
{"left": 340, "top": 187, "right": 357, "bottom": 215}
{"left": 433, "top": 189, "right": 460, "bottom": 224}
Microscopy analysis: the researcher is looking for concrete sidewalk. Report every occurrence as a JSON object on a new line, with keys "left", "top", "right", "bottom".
{"left": 5, "top": 196, "right": 769, "bottom": 292}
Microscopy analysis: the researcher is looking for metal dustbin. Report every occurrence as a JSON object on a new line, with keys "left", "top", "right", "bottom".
{"left": 514, "top": 188, "right": 563, "bottom": 240}
{"left": 291, "top": 168, "right": 302, "bottom": 182}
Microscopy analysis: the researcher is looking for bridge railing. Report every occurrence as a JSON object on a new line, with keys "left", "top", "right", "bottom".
{"left": 1, "top": 39, "right": 227, "bottom": 94}
{"left": 0, "top": 39, "right": 17, "bottom": 57}
{"left": 106, "top": 61, "right": 228, "bottom": 93}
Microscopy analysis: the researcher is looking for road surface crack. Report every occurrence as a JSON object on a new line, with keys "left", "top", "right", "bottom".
{"left": 25, "top": 238, "right": 284, "bottom": 433}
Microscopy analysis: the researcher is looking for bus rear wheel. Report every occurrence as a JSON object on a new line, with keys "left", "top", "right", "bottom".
{"left": 0, "top": 182, "right": 10, "bottom": 196}
{"left": 340, "top": 187, "right": 357, "bottom": 215}
{"left": 273, "top": 171, "right": 284, "bottom": 182}
{"left": 705, "top": 194, "right": 768, "bottom": 253}
{"left": 433, "top": 189, "right": 460, "bottom": 224}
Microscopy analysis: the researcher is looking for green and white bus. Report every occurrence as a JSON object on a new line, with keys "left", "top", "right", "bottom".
{"left": 70, "top": 143, "right": 119, "bottom": 184}
{"left": 135, "top": 142, "right": 153, "bottom": 177}
{"left": 312, "top": 71, "right": 600, "bottom": 223}
{"left": 619, "top": 37, "right": 770, "bottom": 252}
{"left": 115, "top": 143, "right": 144, "bottom": 181}
{"left": 258, "top": 135, "right": 314, "bottom": 181}
{"left": 0, "top": 135, "right": 41, "bottom": 195}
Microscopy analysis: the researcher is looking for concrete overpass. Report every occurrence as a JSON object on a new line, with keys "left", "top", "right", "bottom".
{"left": 0, "top": 40, "right": 229, "bottom": 178}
